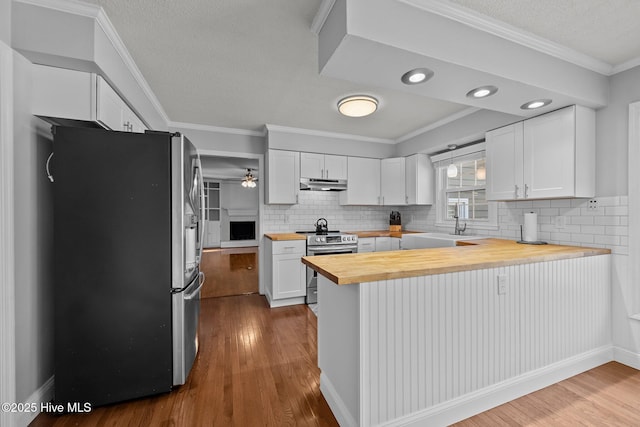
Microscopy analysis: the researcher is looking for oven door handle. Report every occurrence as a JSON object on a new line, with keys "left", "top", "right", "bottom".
{"left": 307, "top": 246, "right": 358, "bottom": 255}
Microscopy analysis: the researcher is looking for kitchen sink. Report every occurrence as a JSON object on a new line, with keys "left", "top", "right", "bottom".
{"left": 401, "top": 233, "right": 486, "bottom": 249}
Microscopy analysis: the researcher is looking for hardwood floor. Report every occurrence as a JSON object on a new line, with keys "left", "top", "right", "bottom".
{"left": 200, "top": 247, "right": 258, "bottom": 298}
{"left": 30, "top": 294, "right": 338, "bottom": 427}
{"left": 30, "top": 293, "right": 640, "bottom": 427}
{"left": 453, "top": 361, "right": 640, "bottom": 426}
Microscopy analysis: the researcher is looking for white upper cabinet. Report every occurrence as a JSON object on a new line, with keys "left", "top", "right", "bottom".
{"left": 486, "top": 105, "right": 595, "bottom": 201}
{"left": 32, "top": 64, "right": 147, "bottom": 133}
{"left": 300, "top": 153, "right": 347, "bottom": 180}
{"left": 486, "top": 122, "right": 524, "bottom": 200}
{"left": 340, "top": 157, "right": 381, "bottom": 205}
{"left": 266, "top": 149, "right": 299, "bottom": 204}
{"left": 405, "top": 153, "right": 434, "bottom": 205}
{"left": 380, "top": 157, "right": 406, "bottom": 206}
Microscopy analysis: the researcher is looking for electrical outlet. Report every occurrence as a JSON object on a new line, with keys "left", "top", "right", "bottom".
{"left": 554, "top": 215, "right": 566, "bottom": 229}
{"left": 497, "top": 274, "right": 507, "bottom": 295}
{"left": 588, "top": 199, "right": 598, "bottom": 210}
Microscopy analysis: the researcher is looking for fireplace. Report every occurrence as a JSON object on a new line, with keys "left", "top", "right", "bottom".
{"left": 230, "top": 221, "right": 256, "bottom": 241}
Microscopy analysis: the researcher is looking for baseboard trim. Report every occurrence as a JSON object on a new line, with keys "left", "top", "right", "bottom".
{"left": 319, "top": 372, "right": 358, "bottom": 427}
{"left": 380, "top": 346, "right": 613, "bottom": 427}
{"left": 613, "top": 346, "right": 640, "bottom": 370}
{"left": 266, "top": 295, "right": 306, "bottom": 308}
{"left": 18, "top": 375, "right": 54, "bottom": 426}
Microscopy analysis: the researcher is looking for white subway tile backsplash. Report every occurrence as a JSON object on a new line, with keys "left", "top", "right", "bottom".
{"left": 605, "top": 206, "right": 628, "bottom": 216}
{"left": 263, "top": 193, "right": 628, "bottom": 251}
{"left": 570, "top": 216, "right": 594, "bottom": 225}
{"left": 580, "top": 225, "right": 606, "bottom": 235}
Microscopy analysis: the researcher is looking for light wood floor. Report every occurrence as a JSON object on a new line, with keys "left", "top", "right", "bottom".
{"left": 454, "top": 361, "right": 640, "bottom": 426}
{"left": 30, "top": 294, "right": 640, "bottom": 426}
{"left": 200, "top": 247, "right": 258, "bottom": 298}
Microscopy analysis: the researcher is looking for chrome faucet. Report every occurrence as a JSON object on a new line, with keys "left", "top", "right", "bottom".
{"left": 453, "top": 208, "right": 467, "bottom": 235}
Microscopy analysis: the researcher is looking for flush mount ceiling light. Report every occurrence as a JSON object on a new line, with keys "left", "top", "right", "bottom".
{"left": 401, "top": 68, "right": 434, "bottom": 85}
{"left": 447, "top": 144, "right": 458, "bottom": 178}
{"left": 337, "top": 95, "right": 378, "bottom": 117}
{"left": 466, "top": 85, "right": 498, "bottom": 99}
{"left": 241, "top": 168, "right": 256, "bottom": 188}
{"left": 520, "top": 99, "right": 552, "bottom": 110}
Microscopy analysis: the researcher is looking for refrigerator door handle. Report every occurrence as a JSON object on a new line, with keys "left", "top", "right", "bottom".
{"left": 185, "top": 272, "right": 205, "bottom": 300}
{"left": 196, "top": 156, "right": 205, "bottom": 263}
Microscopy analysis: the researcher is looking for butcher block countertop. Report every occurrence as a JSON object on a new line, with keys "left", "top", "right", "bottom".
{"left": 301, "top": 238, "right": 610, "bottom": 285}
{"left": 264, "top": 233, "right": 307, "bottom": 241}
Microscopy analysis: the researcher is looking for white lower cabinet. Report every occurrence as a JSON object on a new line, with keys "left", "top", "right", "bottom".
{"left": 358, "top": 236, "right": 401, "bottom": 252}
{"left": 374, "top": 237, "right": 392, "bottom": 252}
{"left": 264, "top": 239, "right": 306, "bottom": 307}
{"left": 357, "top": 237, "right": 376, "bottom": 253}
{"left": 391, "top": 237, "right": 401, "bottom": 251}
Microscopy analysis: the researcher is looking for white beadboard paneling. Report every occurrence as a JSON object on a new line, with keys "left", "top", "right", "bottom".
{"left": 358, "top": 256, "right": 611, "bottom": 426}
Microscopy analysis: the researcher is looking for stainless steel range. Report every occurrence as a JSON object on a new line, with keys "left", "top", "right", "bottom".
{"left": 297, "top": 230, "right": 358, "bottom": 304}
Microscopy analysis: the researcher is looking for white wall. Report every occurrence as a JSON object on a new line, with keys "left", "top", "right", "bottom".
{"left": 220, "top": 180, "right": 259, "bottom": 242}
{"left": 1, "top": 0, "right": 10, "bottom": 44}
{"left": 596, "top": 65, "right": 640, "bottom": 197}
{"left": 13, "top": 52, "right": 55, "bottom": 406}
{"left": 395, "top": 109, "right": 522, "bottom": 156}
{"left": 267, "top": 126, "right": 395, "bottom": 159}
{"left": 170, "top": 125, "right": 265, "bottom": 155}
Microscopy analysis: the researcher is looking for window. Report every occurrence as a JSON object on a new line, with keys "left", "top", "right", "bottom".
{"left": 432, "top": 144, "right": 497, "bottom": 230}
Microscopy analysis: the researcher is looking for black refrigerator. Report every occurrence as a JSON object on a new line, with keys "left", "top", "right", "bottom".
{"left": 53, "top": 126, "right": 204, "bottom": 407}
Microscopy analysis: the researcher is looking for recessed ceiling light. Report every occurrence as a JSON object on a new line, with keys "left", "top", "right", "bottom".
{"left": 520, "top": 99, "right": 552, "bottom": 110}
{"left": 401, "top": 68, "right": 434, "bottom": 85}
{"left": 466, "top": 85, "right": 498, "bottom": 99}
{"left": 337, "top": 95, "right": 378, "bottom": 117}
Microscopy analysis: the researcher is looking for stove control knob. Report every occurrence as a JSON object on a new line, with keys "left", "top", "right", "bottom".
{"left": 315, "top": 237, "right": 321, "bottom": 242}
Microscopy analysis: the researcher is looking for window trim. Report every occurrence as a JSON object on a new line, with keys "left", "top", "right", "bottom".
{"left": 432, "top": 146, "right": 498, "bottom": 230}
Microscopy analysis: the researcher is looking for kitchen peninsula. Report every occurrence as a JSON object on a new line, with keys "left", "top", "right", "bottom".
{"left": 302, "top": 239, "right": 611, "bottom": 426}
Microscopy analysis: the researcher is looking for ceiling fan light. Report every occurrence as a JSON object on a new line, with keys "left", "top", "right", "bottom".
{"left": 338, "top": 95, "right": 378, "bottom": 117}
{"left": 241, "top": 168, "right": 256, "bottom": 188}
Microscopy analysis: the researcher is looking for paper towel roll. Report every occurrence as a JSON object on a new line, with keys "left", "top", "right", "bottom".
{"left": 523, "top": 212, "right": 538, "bottom": 242}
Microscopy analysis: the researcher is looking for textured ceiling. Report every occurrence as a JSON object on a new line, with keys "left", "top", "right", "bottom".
{"left": 83, "top": 0, "right": 466, "bottom": 140}
{"left": 82, "top": 0, "right": 640, "bottom": 141}
{"left": 449, "top": 0, "right": 640, "bottom": 66}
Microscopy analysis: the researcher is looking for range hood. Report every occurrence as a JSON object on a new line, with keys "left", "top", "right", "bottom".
{"left": 300, "top": 178, "right": 347, "bottom": 191}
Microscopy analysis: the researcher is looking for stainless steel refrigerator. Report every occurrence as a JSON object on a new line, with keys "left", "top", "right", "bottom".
{"left": 52, "top": 126, "right": 205, "bottom": 407}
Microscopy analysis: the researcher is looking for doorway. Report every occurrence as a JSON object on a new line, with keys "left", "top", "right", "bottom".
{"left": 200, "top": 155, "right": 260, "bottom": 297}
{"left": 200, "top": 247, "right": 258, "bottom": 298}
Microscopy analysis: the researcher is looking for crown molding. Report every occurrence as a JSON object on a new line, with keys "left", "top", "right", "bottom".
{"left": 15, "top": 0, "right": 171, "bottom": 125}
{"left": 169, "top": 121, "right": 265, "bottom": 137}
{"left": 396, "top": 107, "right": 479, "bottom": 143}
{"left": 311, "top": 0, "right": 336, "bottom": 35}
{"left": 14, "top": 0, "right": 100, "bottom": 17}
{"left": 612, "top": 56, "right": 640, "bottom": 75}
{"left": 398, "top": 0, "right": 614, "bottom": 76}
{"left": 264, "top": 123, "right": 396, "bottom": 144}
{"left": 92, "top": 7, "right": 170, "bottom": 124}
